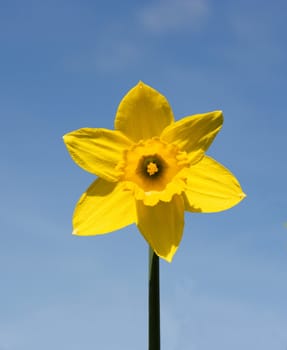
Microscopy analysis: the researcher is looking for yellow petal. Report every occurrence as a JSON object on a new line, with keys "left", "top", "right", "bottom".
{"left": 73, "top": 178, "right": 136, "bottom": 235}
{"left": 114, "top": 82, "right": 174, "bottom": 142}
{"left": 136, "top": 195, "right": 184, "bottom": 262}
{"left": 161, "top": 111, "right": 223, "bottom": 164}
{"left": 184, "top": 156, "right": 246, "bottom": 213}
{"left": 63, "top": 128, "right": 132, "bottom": 182}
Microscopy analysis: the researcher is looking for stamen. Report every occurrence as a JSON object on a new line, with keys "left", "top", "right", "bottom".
{"left": 146, "top": 162, "right": 159, "bottom": 176}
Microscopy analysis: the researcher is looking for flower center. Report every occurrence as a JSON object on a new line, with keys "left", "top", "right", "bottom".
{"left": 146, "top": 161, "right": 158, "bottom": 176}
{"left": 118, "top": 138, "right": 190, "bottom": 192}
{"left": 142, "top": 156, "right": 163, "bottom": 177}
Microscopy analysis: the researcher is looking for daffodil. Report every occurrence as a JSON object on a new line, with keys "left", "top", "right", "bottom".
{"left": 63, "top": 82, "right": 245, "bottom": 262}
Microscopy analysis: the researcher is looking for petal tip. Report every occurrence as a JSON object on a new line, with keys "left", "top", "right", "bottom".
{"left": 158, "top": 249, "right": 176, "bottom": 263}
{"left": 72, "top": 229, "right": 78, "bottom": 235}
{"left": 240, "top": 192, "right": 247, "bottom": 199}
{"left": 215, "top": 110, "right": 224, "bottom": 121}
{"left": 164, "top": 255, "right": 173, "bottom": 263}
{"left": 63, "top": 133, "right": 72, "bottom": 145}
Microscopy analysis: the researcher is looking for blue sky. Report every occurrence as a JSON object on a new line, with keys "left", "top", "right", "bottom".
{"left": 1, "top": 0, "right": 287, "bottom": 349}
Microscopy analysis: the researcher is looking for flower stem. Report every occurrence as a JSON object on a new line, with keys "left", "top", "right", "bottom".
{"left": 148, "top": 247, "right": 160, "bottom": 350}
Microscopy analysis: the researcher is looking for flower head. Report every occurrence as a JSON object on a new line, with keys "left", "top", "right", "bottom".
{"left": 63, "top": 82, "right": 245, "bottom": 262}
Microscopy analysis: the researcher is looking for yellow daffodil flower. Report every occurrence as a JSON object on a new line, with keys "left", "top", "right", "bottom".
{"left": 63, "top": 82, "right": 245, "bottom": 262}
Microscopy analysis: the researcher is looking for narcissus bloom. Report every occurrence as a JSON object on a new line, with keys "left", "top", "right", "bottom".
{"left": 63, "top": 82, "right": 245, "bottom": 262}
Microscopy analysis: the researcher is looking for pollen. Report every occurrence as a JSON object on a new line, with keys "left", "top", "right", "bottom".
{"left": 146, "top": 162, "right": 159, "bottom": 176}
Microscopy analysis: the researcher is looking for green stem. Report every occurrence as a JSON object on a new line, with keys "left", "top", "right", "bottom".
{"left": 148, "top": 247, "right": 160, "bottom": 350}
